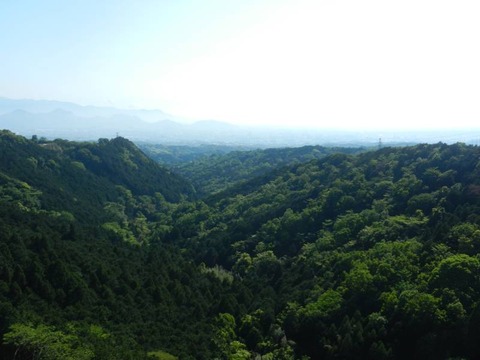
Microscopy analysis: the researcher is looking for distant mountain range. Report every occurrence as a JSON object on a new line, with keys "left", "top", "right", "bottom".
{"left": 0, "top": 97, "right": 247, "bottom": 144}
{"left": 1, "top": 97, "right": 480, "bottom": 146}
{"left": 0, "top": 97, "right": 178, "bottom": 123}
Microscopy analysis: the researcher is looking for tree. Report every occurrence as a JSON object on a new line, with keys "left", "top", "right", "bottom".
{"left": 212, "top": 313, "right": 250, "bottom": 360}
{"left": 3, "top": 323, "right": 94, "bottom": 360}
{"left": 429, "top": 254, "right": 480, "bottom": 309}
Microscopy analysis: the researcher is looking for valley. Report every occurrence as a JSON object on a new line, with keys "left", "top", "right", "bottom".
{"left": 1, "top": 130, "right": 480, "bottom": 359}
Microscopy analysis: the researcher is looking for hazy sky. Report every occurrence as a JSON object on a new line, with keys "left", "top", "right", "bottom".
{"left": 1, "top": 0, "right": 479, "bottom": 129}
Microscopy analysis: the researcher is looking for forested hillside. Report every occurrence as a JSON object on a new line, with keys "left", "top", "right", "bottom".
{"left": 137, "top": 143, "right": 250, "bottom": 165}
{"left": 144, "top": 145, "right": 364, "bottom": 196}
{"left": 0, "top": 131, "right": 222, "bottom": 359}
{"left": 171, "top": 142, "right": 480, "bottom": 359}
{"left": 1, "top": 131, "right": 480, "bottom": 359}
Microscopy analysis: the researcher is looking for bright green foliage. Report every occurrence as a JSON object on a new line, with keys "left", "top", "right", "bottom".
{"left": 344, "top": 263, "right": 374, "bottom": 295}
{"left": 4, "top": 323, "right": 94, "bottom": 360}
{"left": 302, "top": 290, "right": 343, "bottom": 319}
{"left": 396, "top": 290, "right": 445, "bottom": 325}
{"left": 147, "top": 350, "right": 179, "bottom": 360}
{"left": 429, "top": 254, "right": 480, "bottom": 308}
{"left": 3, "top": 133, "right": 480, "bottom": 359}
{"left": 448, "top": 223, "right": 480, "bottom": 254}
{"left": 213, "top": 313, "right": 250, "bottom": 360}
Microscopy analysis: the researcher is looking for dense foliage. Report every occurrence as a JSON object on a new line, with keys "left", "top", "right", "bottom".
{"left": 1, "top": 130, "right": 480, "bottom": 359}
{"left": 171, "top": 142, "right": 480, "bottom": 359}
{"left": 152, "top": 145, "right": 363, "bottom": 196}
{"left": 137, "top": 143, "right": 251, "bottom": 166}
{"left": 0, "top": 131, "right": 224, "bottom": 359}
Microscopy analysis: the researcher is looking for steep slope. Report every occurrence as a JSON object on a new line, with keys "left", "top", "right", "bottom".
{"left": 0, "top": 189, "right": 229, "bottom": 359}
{"left": 0, "top": 131, "right": 194, "bottom": 222}
{"left": 0, "top": 131, "right": 226, "bottom": 360}
{"left": 168, "top": 142, "right": 480, "bottom": 359}
{"left": 62, "top": 136, "right": 195, "bottom": 201}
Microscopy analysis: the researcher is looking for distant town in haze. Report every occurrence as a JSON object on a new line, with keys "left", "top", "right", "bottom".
{"left": 1, "top": 97, "right": 480, "bottom": 148}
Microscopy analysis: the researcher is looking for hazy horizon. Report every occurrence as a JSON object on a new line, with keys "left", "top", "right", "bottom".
{"left": 1, "top": 1, "right": 479, "bottom": 130}
{"left": 2, "top": 96, "right": 480, "bottom": 134}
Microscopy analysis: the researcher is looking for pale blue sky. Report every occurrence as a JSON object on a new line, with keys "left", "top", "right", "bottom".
{"left": 1, "top": 0, "right": 479, "bottom": 129}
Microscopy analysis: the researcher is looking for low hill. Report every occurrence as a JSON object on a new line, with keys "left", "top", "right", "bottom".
{"left": 0, "top": 131, "right": 194, "bottom": 222}
{"left": 163, "top": 145, "right": 365, "bottom": 196}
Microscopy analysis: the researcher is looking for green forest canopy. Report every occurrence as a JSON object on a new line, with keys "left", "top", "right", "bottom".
{"left": 1, "top": 130, "right": 480, "bottom": 359}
